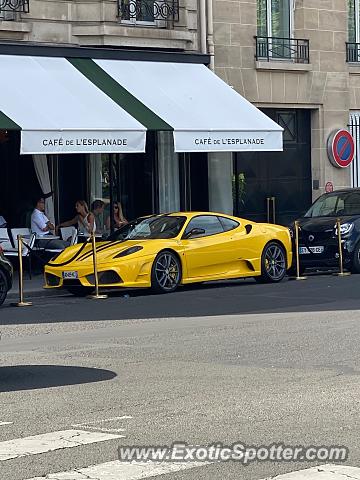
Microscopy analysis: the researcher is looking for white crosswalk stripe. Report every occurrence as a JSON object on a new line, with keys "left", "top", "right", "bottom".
{"left": 0, "top": 429, "right": 124, "bottom": 461}
{"left": 23, "top": 462, "right": 360, "bottom": 480}
{"left": 261, "top": 464, "right": 360, "bottom": 480}
{"left": 26, "top": 459, "right": 208, "bottom": 479}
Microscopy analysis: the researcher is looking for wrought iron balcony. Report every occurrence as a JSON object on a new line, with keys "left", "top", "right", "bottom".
{"left": 346, "top": 42, "right": 360, "bottom": 62}
{"left": 118, "top": 0, "right": 179, "bottom": 23}
{"left": 0, "top": 0, "right": 29, "bottom": 15}
{"left": 255, "top": 36, "right": 310, "bottom": 64}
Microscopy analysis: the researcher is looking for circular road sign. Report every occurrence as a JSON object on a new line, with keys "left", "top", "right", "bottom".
{"left": 325, "top": 181, "right": 334, "bottom": 193}
{"left": 327, "top": 129, "right": 355, "bottom": 168}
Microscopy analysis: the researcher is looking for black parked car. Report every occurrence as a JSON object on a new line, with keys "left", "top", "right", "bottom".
{"left": 290, "top": 189, "right": 360, "bottom": 274}
{"left": 0, "top": 246, "right": 13, "bottom": 305}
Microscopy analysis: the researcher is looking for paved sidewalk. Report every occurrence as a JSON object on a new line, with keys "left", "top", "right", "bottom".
{"left": 7, "top": 272, "right": 63, "bottom": 299}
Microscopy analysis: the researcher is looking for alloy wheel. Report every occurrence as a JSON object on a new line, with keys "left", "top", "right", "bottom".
{"left": 264, "top": 244, "right": 286, "bottom": 281}
{"left": 154, "top": 252, "right": 181, "bottom": 292}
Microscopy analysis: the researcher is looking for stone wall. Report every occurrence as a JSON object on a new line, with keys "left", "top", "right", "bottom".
{"left": 0, "top": 0, "right": 198, "bottom": 51}
{"left": 213, "top": 0, "right": 356, "bottom": 198}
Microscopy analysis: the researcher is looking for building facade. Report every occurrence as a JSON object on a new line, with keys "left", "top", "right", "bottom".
{"left": 0, "top": 0, "right": 211, "bottom": 229}
{"left": 3, "top": 0, "right": 356, "bottom": 228}
{"left": 213, "top": 0, "right": 360, "bottom": 224}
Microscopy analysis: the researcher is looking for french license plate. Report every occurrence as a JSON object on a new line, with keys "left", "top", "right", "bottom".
{"left": 299, "top": 246, "right": 324, "bottom": 254}
{"left": 62, "top": 271, "right": 78, "bottom": 279}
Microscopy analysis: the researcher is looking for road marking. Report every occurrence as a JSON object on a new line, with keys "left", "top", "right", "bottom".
{"left": 26, "top": 459, "right": 208, "bottom": 479}
{"left": 261, "top": 464, "right": 360, "bottom": 479}
{"left": 0, "top": 422, "right": 13, "bottom": 426}
{"left": 72, "top": 415, "right": 132, "bottom": 434}
{"left": 75, "top": 425, "right": 126, "bottom": 434}
{"left": 0, "top": 429, "right": 124, "bottom": 461}
{"left": 73, "top": 415, "right": 133, "bottom": 426}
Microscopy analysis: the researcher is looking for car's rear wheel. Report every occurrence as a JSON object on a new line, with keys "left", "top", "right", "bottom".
{"left": 65, "top": 286, "right": 94, "bottom": 297}
{"left": 151, "top": 251, "right": 182, "bottom": 293}
{"left": 255, "top": 242, "right": 287, "bottom": 283}
{"left": 0, "top": 269, "right": 8, "bottom": 306}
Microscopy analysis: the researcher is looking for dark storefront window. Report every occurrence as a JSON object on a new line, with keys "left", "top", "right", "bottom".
{"left": 233, "top": 109, "right": 312, "bottom": 226}
{"left": 179, "top": 152, "right": 209, "bottom": 212}
{"left": 0, "top": 131, "right": 40, "bottom": 227}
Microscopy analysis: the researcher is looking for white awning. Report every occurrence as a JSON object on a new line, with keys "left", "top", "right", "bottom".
{"left": 0, "top": 55, "right": 146, "bottom": 154}
{"left": 94, "top": 60, "right": 283, "bottom": 153}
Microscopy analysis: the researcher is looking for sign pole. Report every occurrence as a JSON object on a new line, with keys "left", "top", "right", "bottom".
{"left": 12, "top": 235, "right": 32, "bottom": 307}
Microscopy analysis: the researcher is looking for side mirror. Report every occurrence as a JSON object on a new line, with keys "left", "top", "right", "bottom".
{"left": 183, "top": 228, "right": 206, "bottom": 239}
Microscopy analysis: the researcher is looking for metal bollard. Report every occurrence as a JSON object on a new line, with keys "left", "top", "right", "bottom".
{"left": 289, "top": 221, "right": 307, "bottom": 281}
{"left": 87, "top": 231, "right": 107, "bottom": 299}
{"left": 12, "top": 235, "right": 32, "bottom": 307}
{"left": 334, "top": 218, "right": 351, "bottom": 277}
{"left": 272, "top": 197, "right": 276, "bottom": 224}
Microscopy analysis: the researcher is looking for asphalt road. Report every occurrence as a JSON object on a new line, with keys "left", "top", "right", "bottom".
{"left": 0, "top": 273, "right": 360, "bottom": 479}
{"left": 0, "top": 272, "right": 360, "bottom": 324}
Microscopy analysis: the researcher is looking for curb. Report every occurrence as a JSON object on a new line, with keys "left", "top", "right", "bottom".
{"left": 7, "top": 289, "right": 66, "bottom": 300}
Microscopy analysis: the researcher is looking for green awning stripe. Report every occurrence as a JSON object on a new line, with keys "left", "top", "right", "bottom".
{"left": 0, "top": 111, "right": 20, "bottom": 130}
{"left": 67, "top": 57, "right": 173, "bottom": 131}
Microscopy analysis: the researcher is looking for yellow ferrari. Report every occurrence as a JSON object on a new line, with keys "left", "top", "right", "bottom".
{"left": 44, "top": 212, "right": 292, "bottom": 295}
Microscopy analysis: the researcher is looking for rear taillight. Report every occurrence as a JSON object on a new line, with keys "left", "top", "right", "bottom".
{"left": 0, "top": 245, "right": 3, "bottom": 254}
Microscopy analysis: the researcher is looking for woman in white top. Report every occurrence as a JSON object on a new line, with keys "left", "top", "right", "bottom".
{"left": 57, "top": 200, "right": 96, "bottom": 237}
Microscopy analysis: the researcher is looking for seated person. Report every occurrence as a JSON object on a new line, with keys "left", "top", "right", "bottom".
{"left": 91, "top": 199, "right": 105, "bottom": 235}
{"left": 57, "top": 200, "right": 96, "bottom": 241}
{"left": 106, "top": 202, "right": 128, "bottom": 231}
{"left": 31, "top": 197, "right": 69, "bottom": 250}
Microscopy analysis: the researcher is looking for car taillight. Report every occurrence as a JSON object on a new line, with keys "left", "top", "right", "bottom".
{"left": 0, "top": 245, "right": 3, "bottom": 254}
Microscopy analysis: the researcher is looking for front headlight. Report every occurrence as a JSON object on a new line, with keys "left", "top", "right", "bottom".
{"left": 114, "top": 245, "right": 143, "bottom": 258}
{"left": 335, "top": 222, "right": 354, "bottom": 236}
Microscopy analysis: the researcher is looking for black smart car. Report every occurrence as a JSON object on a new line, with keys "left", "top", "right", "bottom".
{"left": 290, "top": 189, "right": 360, "bottom": 274}
{"left": 0, "top": 246, "right": 13, "bottom": 305}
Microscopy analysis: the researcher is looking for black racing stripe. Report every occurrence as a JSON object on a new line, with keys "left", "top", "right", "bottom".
{"left": 76, "top": 240, "right": 125, "bottom": 262}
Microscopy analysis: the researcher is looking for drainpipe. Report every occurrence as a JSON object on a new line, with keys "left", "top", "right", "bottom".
{"left": 199, "top": 0, "right": 207, "bottom": 55}
{"left": 206, "top": 0, "right": 215, "bottom": 71}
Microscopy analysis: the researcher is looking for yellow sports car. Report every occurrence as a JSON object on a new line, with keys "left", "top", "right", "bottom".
{"left": 44, "top": 212, "right": 292, "bottom": 295}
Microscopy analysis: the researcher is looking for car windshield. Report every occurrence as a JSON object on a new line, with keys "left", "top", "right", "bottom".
{"left": 107, "top": 215, "right": 187, "bottom": 241}
{"left": 305, "top": 191, "right": 360, "bottom": 217}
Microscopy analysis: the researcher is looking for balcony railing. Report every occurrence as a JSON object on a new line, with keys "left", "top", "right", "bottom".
{"left": 255, "top": 36, "right": 310, "bottom": 64}
{"left": 0, "top": 0, "right": 29, "bottom": 14}
{"left": 118, "top": 0, "right": 179, "bottom": 24}
{"left": 346, "top": 42, "right": 360, "bottom": 62}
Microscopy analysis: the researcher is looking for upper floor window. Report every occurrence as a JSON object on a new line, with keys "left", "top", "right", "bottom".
{"left": 118, "top": 0, "right": 179, "bottom": 27}
{"left": 257, "top": 0, "right": 293, "bottom": 39}
{"left": 349, "top": 0, "right": 360, "bottom": 42}
{"left": 0, "top": 0, "right": 29, "bottom": 20}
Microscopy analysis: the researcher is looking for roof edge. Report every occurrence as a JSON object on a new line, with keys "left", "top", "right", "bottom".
{"left": 0, "top": 41, "right": 210, "bottom": 65}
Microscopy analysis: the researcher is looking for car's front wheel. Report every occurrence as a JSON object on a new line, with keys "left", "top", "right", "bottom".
{"left": 255, "top": 242, "right": 287, "bottom": 283}
{"left": 351, "top": 242, "right": 360, "bottom": 273}
{"left": 151, "top": 251, "right": 182, "bottom": 293}
{"left": 0, "top": 269, "right": 8, "bottom": 306}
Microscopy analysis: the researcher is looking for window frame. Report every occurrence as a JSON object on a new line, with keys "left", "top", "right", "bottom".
{"left": 349, "top": 0, "right": 360, "bottom": 43}
{"left": 257, "top": 0, "right": 294, "bottom": 39}
{"left": 182, "top": 215, "right": 226, "bottom": 239}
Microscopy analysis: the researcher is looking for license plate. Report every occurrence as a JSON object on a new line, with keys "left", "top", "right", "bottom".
{"left": 299, "top": 246, "right": 324, "bottom": 254}
{"left": 62, "top": 271, "right": 78, "bottom": 279}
